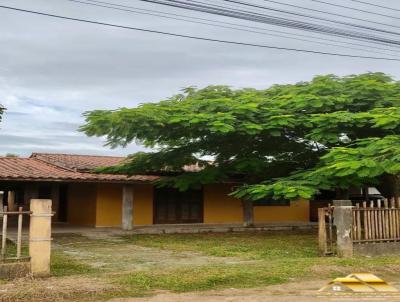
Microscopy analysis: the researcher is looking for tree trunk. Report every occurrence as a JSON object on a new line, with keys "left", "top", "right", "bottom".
{"left": 363, "top": 185, "right": 370, "bottom": 202}
{"left": 242, "top": 200, "right": 254, "bottom": 227}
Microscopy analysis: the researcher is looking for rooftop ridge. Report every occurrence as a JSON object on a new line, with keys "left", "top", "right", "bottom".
{"left": 31, "top": 157, "right": 78, "bottom": 173}
{"left": 30, "top": 152, "right": 126, "bottom": 159}
{"left": 29, "top": 152, "right": 127, "bottom": 172}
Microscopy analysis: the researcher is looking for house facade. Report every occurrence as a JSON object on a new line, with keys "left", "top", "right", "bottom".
{"left": 0, "top": 153, "right": 310, "bottom": 228}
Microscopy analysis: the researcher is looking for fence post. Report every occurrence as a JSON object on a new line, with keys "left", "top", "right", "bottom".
{"left": 318, "top": 208, "right": 327, "bottom": 255}
{"left": 1, "top": 206, "right": 8, "bottom": 259}
{"left": 17, "top": 207, "right": 23, "bottom": 259}
{"left": 29, "top": 199, "right": 53, "bottom": 277}
{"left": 333, "top": 200, "right": 353, "bottom": 258}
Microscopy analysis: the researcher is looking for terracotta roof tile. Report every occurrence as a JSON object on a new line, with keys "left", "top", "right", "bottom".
{"left": 0, "top": 153, "right": 203, "bottom": 183}
{"left": 31, "top": 153, "right": 204, "bottom": 173}
{"left": 0, "top": 156, "right": 159, "bottom": 183}
{"left": 30, "top": 153, "right": 126, "bottom": 172}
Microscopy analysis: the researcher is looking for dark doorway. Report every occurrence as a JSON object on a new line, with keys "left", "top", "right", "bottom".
{"left": 58, "top": 184, "right": 68, "bottom": 223}
{"left": 154, "top": 188, "right": 203, "bottom": 224}
{"left": 38, "top": 185, "right": 52, "bottom": 199}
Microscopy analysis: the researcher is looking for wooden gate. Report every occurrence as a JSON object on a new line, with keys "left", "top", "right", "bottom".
{"left": 1, "top": 206, "right": 31, "bottom": 261}
{"left": 0, "top": 199, "right": 53, "bottom": 277}
{"left": 318, "top": 204, "right": 335, "bottom": 255}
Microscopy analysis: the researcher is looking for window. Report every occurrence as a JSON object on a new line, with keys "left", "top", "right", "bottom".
{"left": 253, "top": 199, "right": 290, "bottom": 206}
{"left": 154, "top": 188, "right": 203, "bottom": 224}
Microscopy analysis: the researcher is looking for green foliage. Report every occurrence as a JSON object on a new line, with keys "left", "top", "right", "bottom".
{"left": 0, "top": 105, "right": 5, "bottom": 123}
{"left": 82, "top": 73, "right": 400, "bottom": 200}
{"left": 4, "top": 153, "right": 19, "bottom": 158}
{"left": 235, "top": 135, "right": 400, "bottom": 200}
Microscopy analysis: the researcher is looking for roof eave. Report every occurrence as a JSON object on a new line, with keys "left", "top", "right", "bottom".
{"left": 0, "top": 177, "right": 156, "bottom": 184}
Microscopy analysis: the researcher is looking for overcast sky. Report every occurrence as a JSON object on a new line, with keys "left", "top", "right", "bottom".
{"left": 1, "top": 0, "right": 400, "bottom": 157}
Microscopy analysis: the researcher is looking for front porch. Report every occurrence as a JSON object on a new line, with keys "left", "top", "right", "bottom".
{"left": 50, "top": 221, "right": 317, "bottom": 236}
{"left": 1, "top": 180, "right": 312, "bottom": 230}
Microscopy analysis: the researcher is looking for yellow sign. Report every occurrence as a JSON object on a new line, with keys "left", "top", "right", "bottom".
{"left": 319, "top": 273, "right": 398, "bottom": 295}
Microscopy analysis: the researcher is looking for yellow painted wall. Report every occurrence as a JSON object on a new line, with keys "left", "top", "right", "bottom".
{"left": 67, "top": 182, "right": 308, "bottom": 227}
{"left": 203, "top": 184, "right": 309, "bottom": 223}
{"left": 94, "top": 183, "right": 154, "bottom": 227}
{"left": 67, "top": 183, "right": 96, "bottom": 226}
{"left": 132, "top": 184, "right": 154, "bottom": 225}
{"left": 203, "top": 184, "right": 243, "bottom": 223}
{"left": 254, "top": 199, "right": 309, "bottom": 222}
{"left": 95, "top": 183, "right": 122, "bottom": 227}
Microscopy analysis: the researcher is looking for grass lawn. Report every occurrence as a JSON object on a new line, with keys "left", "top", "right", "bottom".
{"left": 118, "top": 231, "right": 400, "bottom": 292}
{"left": 2, "top": 230, "right": 400, "bottom": 301}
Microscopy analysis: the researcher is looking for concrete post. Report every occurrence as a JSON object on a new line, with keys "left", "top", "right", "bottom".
{"left": 29, "top": 199, "right": 53, "bottom": 277}
{"left": 122, "top": 185, "right": 134, "bottom": 230}
{"left": 242, "top": 200, "right": 254, "bottom": 227}
{"left": 333, "top": 200, "right": 352, "bottom": 207}
{"left": 333, "top": 200, "right": 353, "bottom": 258}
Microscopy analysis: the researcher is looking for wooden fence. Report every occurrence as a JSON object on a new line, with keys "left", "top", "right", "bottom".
{"left": 318, "top": 198, "right": 400, "bottom": 256}
{"left": 1, "top": 206, "right": 31, "bottom": 261}
{"left": 352, "top": 198, "right": 400, "bottom": 243}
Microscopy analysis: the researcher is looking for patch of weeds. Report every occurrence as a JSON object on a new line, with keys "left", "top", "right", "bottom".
{"left": 52, "top": 233, "right": 109, "bottom": 247}
{"left": 121, "top": 231, "right": 318, "bottom": 260}
{"left": 116, "top": 263, "right": 302, "bottom": 296}
{"left": 113, "top": 231, "right": 400, "bottom": 296}
{"left": 51, "top": 251, "right": 97, "bottom": 277}
{"left": 2, "top": 240, "right": 29, "bottom": 259}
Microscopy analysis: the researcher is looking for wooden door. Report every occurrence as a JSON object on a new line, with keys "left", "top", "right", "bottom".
{"left": 154, "top": 188, "right": 203, "bottom": 224}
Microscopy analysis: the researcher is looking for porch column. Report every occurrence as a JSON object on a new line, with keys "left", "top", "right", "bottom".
{"left": 7, "top": 191, "right": 15, "bottom": 211}
{"left": 242, "top": 199, "right": 254, "bottom": 227}
{"left": 122, "top": 184, "right": 134, "bottom": 230}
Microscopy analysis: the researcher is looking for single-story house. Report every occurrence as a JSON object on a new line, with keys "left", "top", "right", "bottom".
{"left": 0, "top": 153, "right": 310, "bottom": 228}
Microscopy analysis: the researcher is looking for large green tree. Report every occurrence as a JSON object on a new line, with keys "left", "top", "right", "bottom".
{"left": 81, "top": 73, "right": 400, "bottom": 201}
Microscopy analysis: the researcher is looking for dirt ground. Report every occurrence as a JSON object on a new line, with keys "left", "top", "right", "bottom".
{"left": 108, "top": 280, "right": 400, "bottom": 302}
{"left": 54, "top": 234, "right": 255, "bottom": 272}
